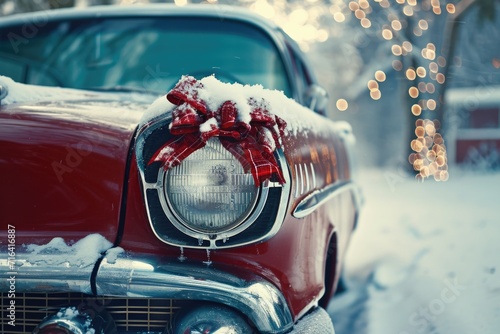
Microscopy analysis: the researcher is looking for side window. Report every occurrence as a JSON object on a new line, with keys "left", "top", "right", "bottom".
{"left": 287, "top": 43, "right": 313, "bottom": 104}
{"left": 286, "top": 43, "right": 328, "bottom": 114}
{"left": 0, "top": 56, "right": 24, "bottom": 82}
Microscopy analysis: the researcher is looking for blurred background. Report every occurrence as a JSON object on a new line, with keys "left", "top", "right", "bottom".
{"left": 2, "top": 1, "right": 500, "bottom": 333}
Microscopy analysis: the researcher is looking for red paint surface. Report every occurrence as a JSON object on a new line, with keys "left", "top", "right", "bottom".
{"left": 0, "top": 99, "right": 146, "bottom": 245}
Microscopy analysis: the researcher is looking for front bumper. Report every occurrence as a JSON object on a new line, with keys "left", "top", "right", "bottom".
{"left": 1, "top": 251, "right": 334, "bottom": 334}
{"left": 96, "top": 252, "right": 293, "bottom": 333}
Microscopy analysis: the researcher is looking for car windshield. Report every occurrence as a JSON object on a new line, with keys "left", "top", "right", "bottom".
{"left": 0, "top": 16, "right": 291, "bottom": 96}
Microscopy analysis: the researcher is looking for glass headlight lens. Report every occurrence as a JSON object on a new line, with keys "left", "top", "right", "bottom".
{"left": 164, "top": 138, "right": 259, "bottom": 234}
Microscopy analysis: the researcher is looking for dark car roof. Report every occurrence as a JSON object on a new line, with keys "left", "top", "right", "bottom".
{"left": 0, "top": 4, "right": 283, "bottom": 35}
{"left": 0, "top": 4, "right": 303, "bottom": 59}
{"left": 0, "top": 4, "right": 312, "bottom": 103}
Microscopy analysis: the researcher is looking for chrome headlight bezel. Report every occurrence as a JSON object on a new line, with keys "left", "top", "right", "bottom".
{"left": 135, "top": 114, "right": 291, "bottom": 250}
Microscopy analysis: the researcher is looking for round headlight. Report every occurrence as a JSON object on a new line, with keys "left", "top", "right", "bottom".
{"left": 163, "top": 138, "right": 260, "bottom": 235}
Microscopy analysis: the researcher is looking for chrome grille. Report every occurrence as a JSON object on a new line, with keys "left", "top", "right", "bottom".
{"left": 1, "top": 292, "right": 184, "bottom": 333}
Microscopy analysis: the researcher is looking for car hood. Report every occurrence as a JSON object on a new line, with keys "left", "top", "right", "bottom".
{"left": 0, "top": 86, "right": 157, "bottom": 247}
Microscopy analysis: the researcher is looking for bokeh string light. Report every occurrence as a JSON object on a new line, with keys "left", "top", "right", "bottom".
{"left": 245, "top": 0, "right": 451, "bottom": 181}
{"left": 334, "top": 0, "right": 450, "bottom": 181}
{"left": 410, "top": 119, "right": 449, "bottom": 181}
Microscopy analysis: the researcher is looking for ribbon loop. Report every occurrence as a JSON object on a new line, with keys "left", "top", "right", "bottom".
{"left": 149, "top": 76, "right": 287, "bottom": 187}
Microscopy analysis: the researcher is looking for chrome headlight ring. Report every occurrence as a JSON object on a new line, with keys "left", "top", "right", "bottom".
{"left": 155, "top": 139, "right": 271, "bottom": 244}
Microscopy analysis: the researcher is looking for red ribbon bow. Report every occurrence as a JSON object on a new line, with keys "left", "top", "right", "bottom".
{"left": 149, "top": 76, "right": 287, "bottom": 187}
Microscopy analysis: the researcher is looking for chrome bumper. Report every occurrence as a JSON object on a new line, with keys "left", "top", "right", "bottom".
{"left": 0, "top": 251, "right": 335, "bottom": 334}
{"left": 95, "top": 252, "right": 293, "bottom": 334}
{"left": 0, "top": 252, "right": 93, "bottom": 294}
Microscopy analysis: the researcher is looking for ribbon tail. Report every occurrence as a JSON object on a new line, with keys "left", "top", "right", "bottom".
{"left": 221, "top": 139, "right": 285, "bottom": 187}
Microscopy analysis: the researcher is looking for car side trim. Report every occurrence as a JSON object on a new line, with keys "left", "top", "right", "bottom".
{"left": 95, "top": 252, "right": 294, "bottom": 334}
{"left": 293, "top": 180, "right": 363, "bottom": 219}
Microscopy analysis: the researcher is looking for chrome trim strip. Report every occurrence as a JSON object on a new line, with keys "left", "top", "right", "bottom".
{"left": 0, "top": 255, "right": 93, "bottom": 294}
{"left": 293, "top": 180, "right": 361, "bottom": 219}
{"left": 304, "top": 163, "right": 310, "bottom": 192}
{"left": 294, "top": 164, "right": 300, "bottom": 198}
{"left": 351, "top": 182, "right": 365, "bottom": 212}
{"left": 310, "top": 163, "right": 317, "bottom": 189}
{"left": 95, "top": 253, "right": 294, "bottom": 334}
{"left": 299, "top": 164, "right": 304, "bottom": 195}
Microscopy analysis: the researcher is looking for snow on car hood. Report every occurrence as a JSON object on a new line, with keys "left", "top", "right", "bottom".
{"left": 24, "top": 234, "right": 123, "bottom": 268}
{"left": 0, "top": 75, "right": 157, "bottom": 106}
{"left": 0, "top": 76, "right": 97, "bottom": 105}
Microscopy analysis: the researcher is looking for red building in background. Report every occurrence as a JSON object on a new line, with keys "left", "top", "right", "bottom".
{"left": 445, "top": 86, "right": 500, "bottom": 167}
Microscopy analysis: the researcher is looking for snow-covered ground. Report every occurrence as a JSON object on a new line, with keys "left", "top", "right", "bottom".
{"left": 329, "top": 167, "right": 500, "bottom": 334}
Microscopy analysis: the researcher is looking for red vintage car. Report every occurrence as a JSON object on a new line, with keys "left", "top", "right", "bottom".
{"left": 0, "top": 5, "right": 362, "bottom": 334}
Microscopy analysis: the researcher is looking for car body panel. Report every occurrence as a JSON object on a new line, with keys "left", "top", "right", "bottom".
{"left": 0, "top": 96, "right": 149, "bottom": 245}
